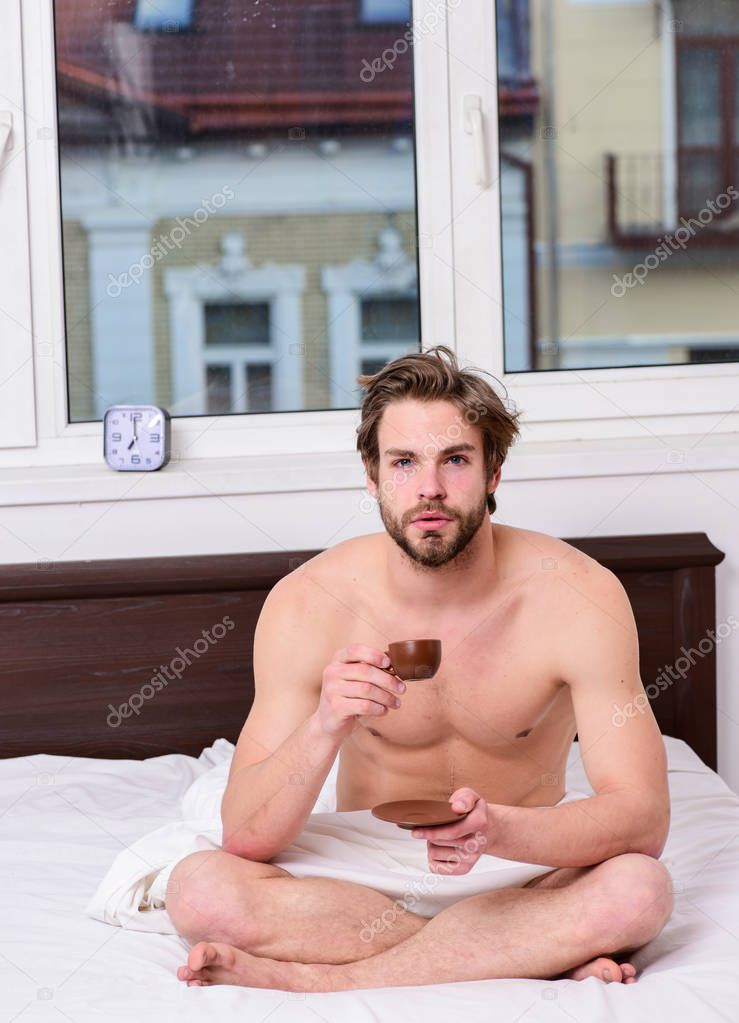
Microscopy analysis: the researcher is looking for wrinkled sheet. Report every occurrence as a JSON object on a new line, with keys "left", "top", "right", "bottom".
{"left": 2, "top": 736, "right": 738, "bottom": 1022}
{"left": 86, "top": 739, "right": 591, "bottom": 928}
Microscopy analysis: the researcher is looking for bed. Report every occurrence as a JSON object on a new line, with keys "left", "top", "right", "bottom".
{"left": 2, "top": 532, "right": 738, "bottom": 1021}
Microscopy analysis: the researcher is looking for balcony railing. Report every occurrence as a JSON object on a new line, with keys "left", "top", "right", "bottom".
{"left": 606, "top": 153, "right": 739, "bottom": 247}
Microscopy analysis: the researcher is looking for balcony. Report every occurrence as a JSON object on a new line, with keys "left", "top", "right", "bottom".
{"left": 606, "top": 152, "right": 739, "bottom": 248}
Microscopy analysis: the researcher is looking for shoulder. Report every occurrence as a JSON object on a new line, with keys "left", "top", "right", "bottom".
{"left": 268, "top": 533, "right": 375, "bottom": 614}
{"left": 500, "top": 523, "right": 633, "bottom": 622}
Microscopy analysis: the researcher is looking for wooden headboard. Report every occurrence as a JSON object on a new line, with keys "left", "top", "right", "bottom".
{"left": 0, "top": 532, "right": 724, "bottom": 768}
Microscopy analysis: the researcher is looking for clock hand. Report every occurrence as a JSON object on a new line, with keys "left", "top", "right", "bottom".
{"left": 128, "top": 416, "right": 139, "bottom": 450}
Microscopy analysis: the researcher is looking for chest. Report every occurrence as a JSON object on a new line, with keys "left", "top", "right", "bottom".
{"left": 348, "top": 596, "right": 566, "bottom": 749}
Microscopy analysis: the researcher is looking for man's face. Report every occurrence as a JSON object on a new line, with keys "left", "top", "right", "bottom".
{"left": 367, "top": 399, "right": 498, "bottom": 569}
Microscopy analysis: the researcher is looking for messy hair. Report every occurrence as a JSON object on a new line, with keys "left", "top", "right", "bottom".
{"left": 355, "top": 345, "right": 521, "bottom": 516}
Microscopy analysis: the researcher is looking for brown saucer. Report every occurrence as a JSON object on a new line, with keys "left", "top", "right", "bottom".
{"left": 371, "top": 799, "right": 472, "bottom": 829}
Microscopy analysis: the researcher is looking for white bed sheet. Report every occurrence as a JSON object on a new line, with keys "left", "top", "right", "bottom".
{"left": 1, "top": 736, "right": 738, "bottom": 1023}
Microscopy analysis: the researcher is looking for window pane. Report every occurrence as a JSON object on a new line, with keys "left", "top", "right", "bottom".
{"left": 361, "top": 297, "right": 419, "bottom": 341}
{"left": 205, "top": 304, "right": 271, "bottom": 346}
{"left": 679, "top": 153, "right": 723, "bottom": 215}
{"left": 497, "top": 2, "right": 739, "bottom": 372}
{"left": 688, "top": 346, "right": 739, "bottom": 363}
{"left": 134, "top": 0, "right": 194, "bottom": 31}
{"left": 360, "top": 359, "right": 389, "bottom": 375}
{"left": 246, "top": 364, "right": 273, "bottom": 413}
{"left": 679, "top": 48, "right": 721, "bottom": 146}
{"left": 205, "top": 366, "right": 231, "bottom": 414}
{"left": 55, "top": 1, "right": 420, "bottom": 421}
{"left": 360, "top": 0, "right": 411, "bottom": 24}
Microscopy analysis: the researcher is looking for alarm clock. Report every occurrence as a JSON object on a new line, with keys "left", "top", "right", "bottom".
{"left": 103, "top": 404, "right": 171, "bottom": 471}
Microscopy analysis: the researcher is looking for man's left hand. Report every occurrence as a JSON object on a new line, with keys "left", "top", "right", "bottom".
{"left": 410, "top": 788, "right": 490, "bottom": 875}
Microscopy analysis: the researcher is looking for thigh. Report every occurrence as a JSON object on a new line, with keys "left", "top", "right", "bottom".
{"left": 172, "top": 849, "right": 294, "bottom": 890}
{"left": 221, "top": 851, "right": 295, "bottom": 881}
{"left": 522, "top": 864, "right": 596, "bottom": 890}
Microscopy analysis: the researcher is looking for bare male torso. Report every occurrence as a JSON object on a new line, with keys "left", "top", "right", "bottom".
{"left": 303, "top": 522, "right": 582, "bottom": 812}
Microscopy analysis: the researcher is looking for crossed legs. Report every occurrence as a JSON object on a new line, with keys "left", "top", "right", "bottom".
{"left": 168, "top": 849, "right": 673, "bottom": 991}
{"left": 167, "top": 850, "right": 427, "bottom": 965}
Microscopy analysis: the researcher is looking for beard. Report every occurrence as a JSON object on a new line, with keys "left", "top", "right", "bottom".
{"left": 377, "top": 489, "right": 490, "bottom": 569}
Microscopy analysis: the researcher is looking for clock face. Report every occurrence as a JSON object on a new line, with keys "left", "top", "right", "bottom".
{"left": 103, "top": 405, "right": 171, "bottom": 471}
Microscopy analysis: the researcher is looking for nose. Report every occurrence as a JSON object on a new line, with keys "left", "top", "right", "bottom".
{"left": 416, "top": 461, "right": 446, "bottom": 501}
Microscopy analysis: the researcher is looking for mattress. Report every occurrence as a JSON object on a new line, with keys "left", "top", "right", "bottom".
{"left": 1, "top": 736, "right": 738, "bottom": 1022}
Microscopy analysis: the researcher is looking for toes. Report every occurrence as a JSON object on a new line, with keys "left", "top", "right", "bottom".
{"left": 601, "top": 960, "right": 623, "bottom": 983}
{"left": 179, "top": 965, "right": 205, "bottom": 983}
{"left": 188, "top": 942, "right": 216, "bottom": 972}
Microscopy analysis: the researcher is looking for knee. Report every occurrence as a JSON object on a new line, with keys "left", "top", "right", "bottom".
{"left": 593, "top": 853, "right": 674, "bottom": 951}
{"left": 166, "top": 850, "right": 255, "bottom": 944}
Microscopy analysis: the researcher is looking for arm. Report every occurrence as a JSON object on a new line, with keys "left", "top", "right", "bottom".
{"left": 221, "top": 574, "right": 342, "bottom": 861}
{"left": 485, "top": 564, "right": 670, "bottom": 867}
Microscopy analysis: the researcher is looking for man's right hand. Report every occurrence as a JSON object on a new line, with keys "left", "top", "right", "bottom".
{"left": 317, "top": 644, "right": 406, "bottom": 738}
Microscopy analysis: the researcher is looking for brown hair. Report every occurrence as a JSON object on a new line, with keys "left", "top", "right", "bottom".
{"left": 355, "top": 345, "right": 521, "bottom": 516}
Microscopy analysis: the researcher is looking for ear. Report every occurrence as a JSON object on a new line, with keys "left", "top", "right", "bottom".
{"left": 363, "top": 460, "right": 378, "bottom": 499}
{"left": 488, "top": 464, "right": 502, "bottom": 496}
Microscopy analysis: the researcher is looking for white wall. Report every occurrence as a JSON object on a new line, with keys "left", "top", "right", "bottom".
{"left": 2, "top": 445, "right": 737, "bottom": 793}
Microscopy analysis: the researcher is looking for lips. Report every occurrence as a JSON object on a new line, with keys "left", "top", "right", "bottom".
{"left": 412, "top": 515, "right": 451, "bottom": 527}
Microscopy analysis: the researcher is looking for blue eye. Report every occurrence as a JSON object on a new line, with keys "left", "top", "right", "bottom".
{"left": 391, "top": 455, "right": 469, "bottom": 467}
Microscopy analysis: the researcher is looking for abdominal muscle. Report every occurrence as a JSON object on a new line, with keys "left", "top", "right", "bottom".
{"left": 334, "top": 707, "right": 576, "bottom": 812}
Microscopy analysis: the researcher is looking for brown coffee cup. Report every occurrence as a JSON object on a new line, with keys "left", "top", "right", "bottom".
{"left": 384, "top": 639, "right": 442, "bottom": 681}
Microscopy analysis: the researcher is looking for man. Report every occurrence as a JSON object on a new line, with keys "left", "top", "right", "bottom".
{"left": 169, "top": 345, "right": 673, "bottom": 991}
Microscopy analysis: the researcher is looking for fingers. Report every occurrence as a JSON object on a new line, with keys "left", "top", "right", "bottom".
{"left": 336, "top": 644, "right": 391, "bottom": 670}
{"left": 411, "top": 821, "right": 471, "bottom": 842}
{"left": 449, "top": 788, "right": 481, "bottom": 813}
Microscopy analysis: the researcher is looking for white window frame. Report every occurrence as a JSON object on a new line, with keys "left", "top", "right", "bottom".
{"left": 447, "top": 0, "right": 739, "bottom": 444}
{"left": 1, "top": 0, "right": 452, "bottom": 484}
{"left": 2, "top": 0, "right": 737, "bottom": 499}
{"left": 0, "top": 0, "right": 35, "bottom": 451}
{"left": 164, "top": 231, "right": 305, "bottom": 415}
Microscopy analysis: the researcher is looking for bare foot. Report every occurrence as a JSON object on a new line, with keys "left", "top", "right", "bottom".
{"left": 563, "top": 956, "right": 637, "bottom": 984}
{"left": 177, "top": 941, "right": 335, "bottom": 991}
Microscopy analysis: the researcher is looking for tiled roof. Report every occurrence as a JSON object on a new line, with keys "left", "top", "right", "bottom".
{"left": 55, "top": 0, "right": 414, "bottom": 136}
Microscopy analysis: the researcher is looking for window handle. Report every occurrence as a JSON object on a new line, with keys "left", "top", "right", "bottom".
{"left": 462, "top": 94, "right": 487, "bottom": 189}
{"left": 0, "top": 112, "right": 13, "bottom": 162}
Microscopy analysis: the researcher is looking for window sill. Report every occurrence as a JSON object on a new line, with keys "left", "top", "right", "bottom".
{"left": 1, "top": 432, "right": 736, "bottom": 508}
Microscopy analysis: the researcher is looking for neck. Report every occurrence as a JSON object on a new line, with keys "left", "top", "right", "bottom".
{"left": 382, "top": 521, "right": 499, "bottom": 613}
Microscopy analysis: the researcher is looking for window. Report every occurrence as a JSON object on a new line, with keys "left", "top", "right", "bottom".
{"left": 134, "top": 0, "right": 195, "bottom": 31}
{"left": 359, "top": 296, "right": 419, "bottom": 374}
{"left": 677, "top": 41, "right": 737, "bottom": 216}
{"left": 322, "top": 223, "right": 419, "bottom": 407}
{"left": 53, "top": 0, "right": 420, "bottom": 423}
{"left": 204, "top": 304, "right": 273, "bottom": 414}
{"left": 497, "top": 0, "right": 739, "bottom": 372}
{"left": 164, "top": 233, "right": 304, "bottom": 415}
{"left": 8, "top": 0, "right": 739, "bottom": 479}
{"left": 359, "top": 0, "right": 411, "bottom": 24}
